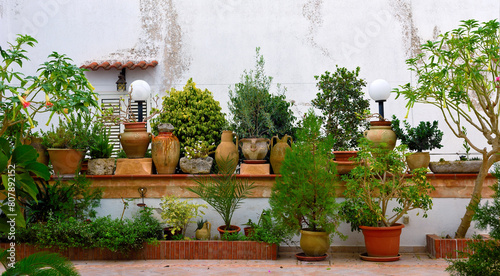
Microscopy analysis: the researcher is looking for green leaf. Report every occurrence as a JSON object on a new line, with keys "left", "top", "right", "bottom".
{"left": 24, "top": 161, "right": 50, "bottom": 180}
{"left": 0, "top": 153, "right": 8, "bottom": 172}
{"left": 12, "top": 145, "right": 37, "bottom": 164}
{"left": 0, "top": 138, "right": 11, "bottom": 159}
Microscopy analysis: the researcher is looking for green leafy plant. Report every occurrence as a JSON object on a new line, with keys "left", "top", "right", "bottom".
{"left": 391, "top": 115, "right": 444, "bottom": 152}
{"left": 0, "top": 35, "right": 100, "bottom": 141}
{"left": 184, "top": 141, "right": 215, "bottom": 159}
{"left": 159, "top": 195, "right": 206, "bottom": 235}
{"left": 269, "top": 110, "right": 343, "bottom": 237}
{"left": 446, "top": 164, "right": 500, "bottom": 275}
{"left": 341, "top": 139, "right": 435, "bottom": 230}
{"left": 247, "top": 209, "right": 288, "bottom": 244}
{"left": 312, "top": 66, "right": 369, "bottom": 150}
{"left": 196, "top": 218, "right": 207, "bottom": 230}
{"left": 41, "top": 112, "right": 92, "bottom": 150}
{"left": 151, "top": 78, "right": 226, "bottom": 155}
{"left": 23, "top": 175, "right": 103, "bottom": 223}
{"left": 187, "top": 158, "right": 255, "bottom": 230}
{"left": 89, "top": 121, "right": 114, "bottom": 159}
{"left": 228, "top": 47, "right": 296, "bottom": 139}
{"left": 393, "top": 19, "right": 500, "bottom": 237}
{"left": 0, "top": 250, "right": 79, "bottom": 276}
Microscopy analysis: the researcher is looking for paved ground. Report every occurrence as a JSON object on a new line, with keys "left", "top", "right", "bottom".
{"left": 72, "top": 253, "right": 451, "bottom": 275}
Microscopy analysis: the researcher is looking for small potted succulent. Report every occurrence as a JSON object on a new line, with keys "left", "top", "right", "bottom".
{"left": 341, "top": 139, "right": 435, "bottom": 260}
{"left": 269, "top": 110, "right": 344, "bottom": 259}
{"left": 42, "top": 113, "right": 92, "bottom": 175}
{"left": 179, "top": 141, "right": 216, "bottom": 174}
{"left": 159, "top": 195, "right": 206, "bottom": 239}
{"left": 391, "top": 115, "right": 443, "bottom": 170}
{"left": 87, "top": 121, "right": 115, "bottom": 175}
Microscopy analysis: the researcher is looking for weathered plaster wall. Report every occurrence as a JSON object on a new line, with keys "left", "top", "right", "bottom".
{"left": 2, "top": 0, "right": 499, "bottom": 159}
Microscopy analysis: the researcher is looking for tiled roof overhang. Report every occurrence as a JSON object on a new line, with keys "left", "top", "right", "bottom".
{"left": 80, "top": 61, "right": 158, "bottom": 71}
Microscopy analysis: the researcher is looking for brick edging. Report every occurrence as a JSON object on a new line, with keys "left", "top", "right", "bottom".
{"left": 426, "top": 233, "right": 491, "bottom": 259}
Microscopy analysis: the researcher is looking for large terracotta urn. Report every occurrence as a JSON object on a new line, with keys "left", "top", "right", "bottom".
{"left": 47, "top": 149, "right": 85, "bottom": 175}
{"left": 300, "top": 229, "right": 330, "bottom": 257}
{"left": 119, "top": 122, "right": 151, "bottom": 158}
{"left": 239, "top": 138, "right": 270, "bottom": 160}
{"left": 214, "top": 131, "right": 239, "bottom": 173}
{"left": 363, "top": 121, "right": 397, "bottom": 150}
{"left": 151, "top": 123, "right": 180, "bottom": 174}
{"left": 269, "top": 135, "right": 292, "bottom": 174}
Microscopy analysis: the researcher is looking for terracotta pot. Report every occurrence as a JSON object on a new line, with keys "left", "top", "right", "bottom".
{"left": 333, "top": 160, "right": 359, "bottom": 174}
{"left": 363, "top": 121, "right": 397, "bottom": 151}
{"left": 214, "top": 131, "right": 239, "bottom": 173}
{"left": 270, "top": 135, "right": 292, "bottom": 174}
{"left": 195, "top": 221, "right": 211, "bottom": 240}
{"left": 24, "top": 137, "right": 49, "bottom": 166}
{"left": 217, "top": 225, "right": 241, "bottom": 238}
{"left": 151, "top": 123, "right": 180, "bottom": 174}
{"left": 47, "top": 149, "right": 85, "bottom": 175}
{"left": 119, "top": 122, "right": 151, "bottom": 159}
{"left": 300, "top": 229, "right": 330, "bottom": 257}
{"left": 360, "top": 223, "right": 404, "bottom": 257}
{"left": 239, "top": 138, "right": 270, "bottom": 160}
{"left": 333, "top": 151, "right": 357, "bottom": 161}
{"left": 406, "top": 152, "right": 430, "bottom": 171}
{"left": 244, "top": 227, "right": 254, "bottom": 237}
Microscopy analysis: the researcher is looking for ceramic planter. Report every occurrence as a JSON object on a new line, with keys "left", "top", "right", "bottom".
{"left": 151, "top": 123, "right": 180, "bottom": 174}
{"left": 269, "top": 135, "right": 292, "bottom": 174}
{"left": 333, "top": 151, "right": 358, "bottom": 174}
{"left": 360, "top": 223, "right": 404, "bottom": 258}
{"left": 214, "top": 131, "right": 239, "bottom": 173}
{"left": 195, "top": 221, "right": 211, "bottom": 240}
{"left": 299, "top": 229, "right": 330, "bottom": 257}
{"left": 47, "top": 149, "right": 85, "bottom": 175}
{"left": 406, "top": 152, "right": 430, "bottom": 170}
{"left": 217, "top": 225, "right": 241, "bottom": 238}
{"left": 119, "top": 122, "right": 151, "bottom": 158}
{"left": 363, "top": 121, "right": 396, "bottom": 150}
{"left": 239, "top": 138, "right": 270, "bottom": 160}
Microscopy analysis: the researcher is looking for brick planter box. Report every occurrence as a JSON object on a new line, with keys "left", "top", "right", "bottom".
{"left": 0, "top": 241, "right": 278, "bottom": 261}
{"left": 426, "top": 234, "right": 491, "bottom": 259}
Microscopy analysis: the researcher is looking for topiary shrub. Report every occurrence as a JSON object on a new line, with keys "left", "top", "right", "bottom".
{"left": 151, "top": 79, "right": 226, "bottom": 155}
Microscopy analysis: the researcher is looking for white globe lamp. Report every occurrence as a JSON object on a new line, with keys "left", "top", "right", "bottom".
{"left": 368, "top": 79, "right": 391, "bottom": 119}
{"left": 129, "top": 80, "right": 151, "bottom": 122}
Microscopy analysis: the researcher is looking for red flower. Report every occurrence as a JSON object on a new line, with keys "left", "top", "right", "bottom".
{"left": 18, "top": 95, "right": 30, "bottom": 108}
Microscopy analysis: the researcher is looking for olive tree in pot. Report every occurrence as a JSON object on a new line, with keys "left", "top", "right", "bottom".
{"left": 391, "top": 115, "right": 443, "bottom": 170}
{"left": 187, "top": 158, "right": 255, "bottom": 237}
{"left": 269, "top": 110, "right": 345, "bottom": 258}
{"left": 228, "top": 47, "right": 296, "bottom": 161}
{"left": 341, "top": 139, "right": 434, "bottom": 260}
{"left": 393, "top": 19, "right": 500, "bottom": 238}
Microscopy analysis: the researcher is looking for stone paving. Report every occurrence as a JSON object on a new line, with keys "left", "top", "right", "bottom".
{"left": 72, "top": 252, "right": 450, "bottom": 275}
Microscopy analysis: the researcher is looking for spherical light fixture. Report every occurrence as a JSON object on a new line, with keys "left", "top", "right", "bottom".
{"left": 129, "top": 80, "right": 151, "bottom": 122}
{"left": 368, "top": 79, "right": 391, "bottom": 119}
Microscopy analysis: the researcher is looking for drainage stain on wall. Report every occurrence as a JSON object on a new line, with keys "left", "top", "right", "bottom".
{"left": 302, "top": 0, "right": 333, "bottom": 60}
{"left": 84, "top": 0, "right": 191, "bottom": 92}
{"left": 389, "top": 0, "right": 423, "bottom": 59}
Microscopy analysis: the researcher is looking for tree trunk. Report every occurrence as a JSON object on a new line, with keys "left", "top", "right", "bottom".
{"left": 454, "top": 155, "right": 499, "bottom": 238}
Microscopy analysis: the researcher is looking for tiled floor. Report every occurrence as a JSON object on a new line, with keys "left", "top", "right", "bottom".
{"left": 71, "top": 252, "right": 450, "bottom": 275}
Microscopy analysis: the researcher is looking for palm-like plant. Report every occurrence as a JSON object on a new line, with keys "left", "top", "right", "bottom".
{"left": 0, "top": 250, "right": 79, "bottom": 276}
{"left": 187, "top": 158, "right": 255, "bottom": 230}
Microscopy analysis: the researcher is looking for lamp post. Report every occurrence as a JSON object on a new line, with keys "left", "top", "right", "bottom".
{"left": 129, "top": 80, "right": 151, "bottom": 122}
{"left": 368, "top": 79, "right": 391, "bottom": 120}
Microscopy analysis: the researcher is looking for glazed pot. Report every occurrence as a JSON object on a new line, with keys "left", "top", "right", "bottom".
{"left": 47, "top": 149, "right": 85, "bottom": 175}
{"left": 300, "top": 229, "right": 330, "bottom": 257}
{"left": 217, "top": 225, "right": 241, "bottom": 238}
{"left": 406, "top": 152, "right": 430, "bottom": 171}
{"left": 151, "top": 123, "right": 180, "bottom": 174}
{"left": 195, "top": 221, "right": 211, "bottom": 240}
{"left": 360, "top": 223, "right": 404, "bottom": 257}
{"left": 214, "top": 131, "right": 239, "bottom": 173}
{"left": 363, "top": 121, "right": 397, "bottom": 151}
{"left": 119, "top": 122, "right": 151, "bottom": 158}
{"left": 270, "top": 135, "right": 292, "bottom": 174}
{"left": 239, "top": 138, "right": 270, "bottom": 160}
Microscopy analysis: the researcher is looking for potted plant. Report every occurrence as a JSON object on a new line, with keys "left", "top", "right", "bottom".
{"left": 195, "top": 219, "right": 211, "bottom": 240}
{"left": 269, "top": 110, "right": 344, "bottom": 259}
{"left": 42, "top": 113, "right": 92, "bottom": 175}
{"left": 179, "top": 140, "right": 215, "bottom": 174}
{"left": 341, "top": 139, "right": 435, "bottom": 260}
{"left": 228, "top": 47, "right": 296, "bottom": 161}
{"left": 87, "top": 121, "right": 115, "bottom": 175}
{"left": 391, "top": 115, "right": 443, "bottom": 170}
{"left": 159, "top": 195, "right": 206, "bottom": 238}
{"left": 187, "top": 158, "right": 255, "bottom": 237}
